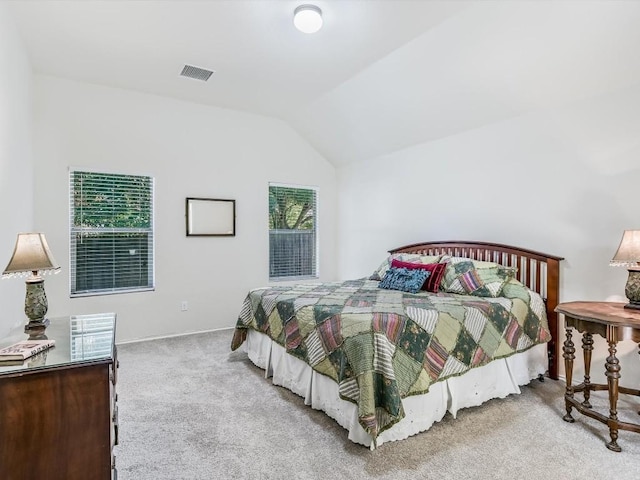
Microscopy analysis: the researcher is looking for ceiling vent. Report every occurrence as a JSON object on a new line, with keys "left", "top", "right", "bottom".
{"left": 180, "top": 65, "right": 215, "bottom": 82}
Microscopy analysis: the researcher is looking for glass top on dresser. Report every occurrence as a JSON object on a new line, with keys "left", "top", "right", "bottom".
{"left": 0, "top": 313, "right": 116, "bottom": 375}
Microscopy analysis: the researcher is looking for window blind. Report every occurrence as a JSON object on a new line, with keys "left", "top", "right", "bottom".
{"left": 69, "top": 170, "right": 154, "bottom": 296}
{"left": 268, "top": 184, "right": 318, "bottom": 280}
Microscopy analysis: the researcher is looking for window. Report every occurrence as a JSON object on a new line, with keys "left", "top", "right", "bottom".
{"left": 69, "top": 170, "right": 154, "bottom": 296}
{"left": 269, "top": 183, "right": 318, "bottom": 280}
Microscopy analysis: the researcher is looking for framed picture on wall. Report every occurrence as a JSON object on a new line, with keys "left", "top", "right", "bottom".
{"left": 185, "top": 197, "right": 236, "bottom": 236}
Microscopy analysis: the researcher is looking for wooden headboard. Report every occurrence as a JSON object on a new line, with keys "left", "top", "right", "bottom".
{"left": 389, "top": 241, "right": 564, "bottom": 380}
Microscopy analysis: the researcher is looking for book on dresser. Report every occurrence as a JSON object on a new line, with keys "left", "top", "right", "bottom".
{"left": 0, "top": 339, "right": 55, "bottom": 362}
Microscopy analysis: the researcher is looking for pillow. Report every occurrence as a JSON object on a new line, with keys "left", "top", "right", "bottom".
{"left": 439, "top": 256, "right": 517, "bottom": 276}
{"left": 379, "top": 267, "right": 430, "bottom": 294}
{"left": 439, "top": 257, "right": 515, "bottom": 297}
{"left": 440, "top": 255, "right": 500, "bottom": 268}
{"left": 370, "top": 254, "right": 440, "bottom": 281}
{"left": 390, "top": 259, "right": 446, "bottom": 293}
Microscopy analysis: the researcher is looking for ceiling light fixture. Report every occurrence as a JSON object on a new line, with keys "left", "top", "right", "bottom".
{"left": 293, "top": 4, "right": 323, "bottom": 34}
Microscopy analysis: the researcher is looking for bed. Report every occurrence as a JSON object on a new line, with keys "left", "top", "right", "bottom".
{"left": 231, "top": 241, "right": 563, "bottom": 448}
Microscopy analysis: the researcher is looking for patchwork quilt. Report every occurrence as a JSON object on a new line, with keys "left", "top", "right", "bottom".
{"left": 231, "top": 278, "right": 550, "bottom": 442}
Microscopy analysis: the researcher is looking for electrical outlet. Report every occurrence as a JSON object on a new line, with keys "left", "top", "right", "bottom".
{"left": 180, "top": 301, "right": 188, "bottom": 311}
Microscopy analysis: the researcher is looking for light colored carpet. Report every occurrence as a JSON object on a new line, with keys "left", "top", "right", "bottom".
{"left": 114, "top": 330, "right": 640, "bottom": 480}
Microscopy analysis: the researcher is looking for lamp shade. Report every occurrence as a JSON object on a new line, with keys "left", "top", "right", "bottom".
{"left": 610, "top": 230, "right": 640, "bottom": 267}
{"left": 293, "top": 4, "right": 323, "bottom": 33}
{"left": 3, "top": 233, "right": 60, "bottom": 277}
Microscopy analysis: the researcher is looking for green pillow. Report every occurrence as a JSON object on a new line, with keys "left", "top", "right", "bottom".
{"left": 440, "top": 257, "right": 516, "bottom": 297}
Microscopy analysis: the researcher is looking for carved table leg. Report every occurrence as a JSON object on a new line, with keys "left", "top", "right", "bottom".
{"left": 563, "top": 327, "right": 576, "bottom": 423}
{"left": 582, "top": 332, "right": 594, "bottom": 408}
{"left": 605, "top": 339, "right": 621, "bottom": 452}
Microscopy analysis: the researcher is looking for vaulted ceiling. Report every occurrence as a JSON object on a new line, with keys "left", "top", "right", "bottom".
{"left": 8, "top": 1, "right": 640, "bottom": 166}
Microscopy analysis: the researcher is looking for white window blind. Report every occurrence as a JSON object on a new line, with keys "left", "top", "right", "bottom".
{"left": 69, "top": 170, "right": 154, "bottom": 296}
{"left": 268, "top": 183, "right": 318, "bottom": 280}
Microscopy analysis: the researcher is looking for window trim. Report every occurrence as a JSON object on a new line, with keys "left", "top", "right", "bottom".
{"left": 69, "top": 168, "right": 155, "bottom": 297}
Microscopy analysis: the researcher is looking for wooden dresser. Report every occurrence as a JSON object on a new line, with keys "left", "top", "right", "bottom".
{"left": 0, "top": 313, "right": 118, "bottom": 480}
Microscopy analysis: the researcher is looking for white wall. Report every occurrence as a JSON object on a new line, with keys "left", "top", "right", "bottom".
{"left": 33, "top": 75, "right": 337, "bottom": 342}
{"left": 0, "top": 5, "right": 34, "bottom": 338}
{"left": 338, "top": 84, "right": 640, "bottom": 384}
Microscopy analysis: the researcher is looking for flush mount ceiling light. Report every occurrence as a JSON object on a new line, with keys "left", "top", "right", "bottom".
{"left": 293, "top": 4, "right": 323, "bottom": 34}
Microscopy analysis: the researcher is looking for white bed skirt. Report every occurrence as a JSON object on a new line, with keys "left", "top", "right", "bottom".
{"left": 243, "top": 329, "right": 548, "bottom": 449}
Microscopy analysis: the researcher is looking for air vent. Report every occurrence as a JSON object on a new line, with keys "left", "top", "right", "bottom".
{"left": 180, "top": 64, "right": 215, "bottom": 82}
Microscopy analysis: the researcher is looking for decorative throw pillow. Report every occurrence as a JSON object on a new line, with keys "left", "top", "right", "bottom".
{"left": 379, "top": 267, "right": 430, "bottom": 294}
{"left": 370, "top": 254, "right": 440, "bottom": 281}
{"left": 439, "top": 257, "right": 515, "bottom": 297}
{"left": 439, "top": 256, "right": 518, "bottom": 277}
{"left": 390, "top": 259, "right": 446, "bottom": 293}
{"left": 439, "top": 256, "right": 502, "bottom": 269}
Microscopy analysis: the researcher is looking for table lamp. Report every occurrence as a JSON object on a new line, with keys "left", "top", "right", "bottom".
{"left": 610, "top": 230, "right": 640, "bottom": 310}
{"left": 2, "top": 233, "right": 60, "bottom": 338}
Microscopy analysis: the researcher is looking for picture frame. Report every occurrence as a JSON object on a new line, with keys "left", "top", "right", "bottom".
{"left": 185, "top": 197, "right": 236, "bottom": 237}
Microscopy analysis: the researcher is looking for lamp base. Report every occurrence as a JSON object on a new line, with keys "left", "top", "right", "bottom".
{"left": 624, "top": 269, "right": 640, "bottom": 312}
{"left": 25, "top": 318, "right": 49, "bottom": 340}
{"left": 24, "top": 277, "right": 49, "bottom": 340}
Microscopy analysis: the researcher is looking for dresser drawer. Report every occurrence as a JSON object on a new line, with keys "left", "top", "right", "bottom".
{"left": 0, "top": 364, "right": 113, "bottom": 479}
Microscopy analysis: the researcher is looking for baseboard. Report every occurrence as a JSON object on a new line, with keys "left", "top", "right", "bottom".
{"left": 116, "top": 326, "right": 235, "bottom": 345}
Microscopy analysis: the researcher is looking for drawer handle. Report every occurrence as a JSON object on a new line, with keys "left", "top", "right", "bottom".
{"left": 113, "top": 406, "right": 119, "bottom": 446}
